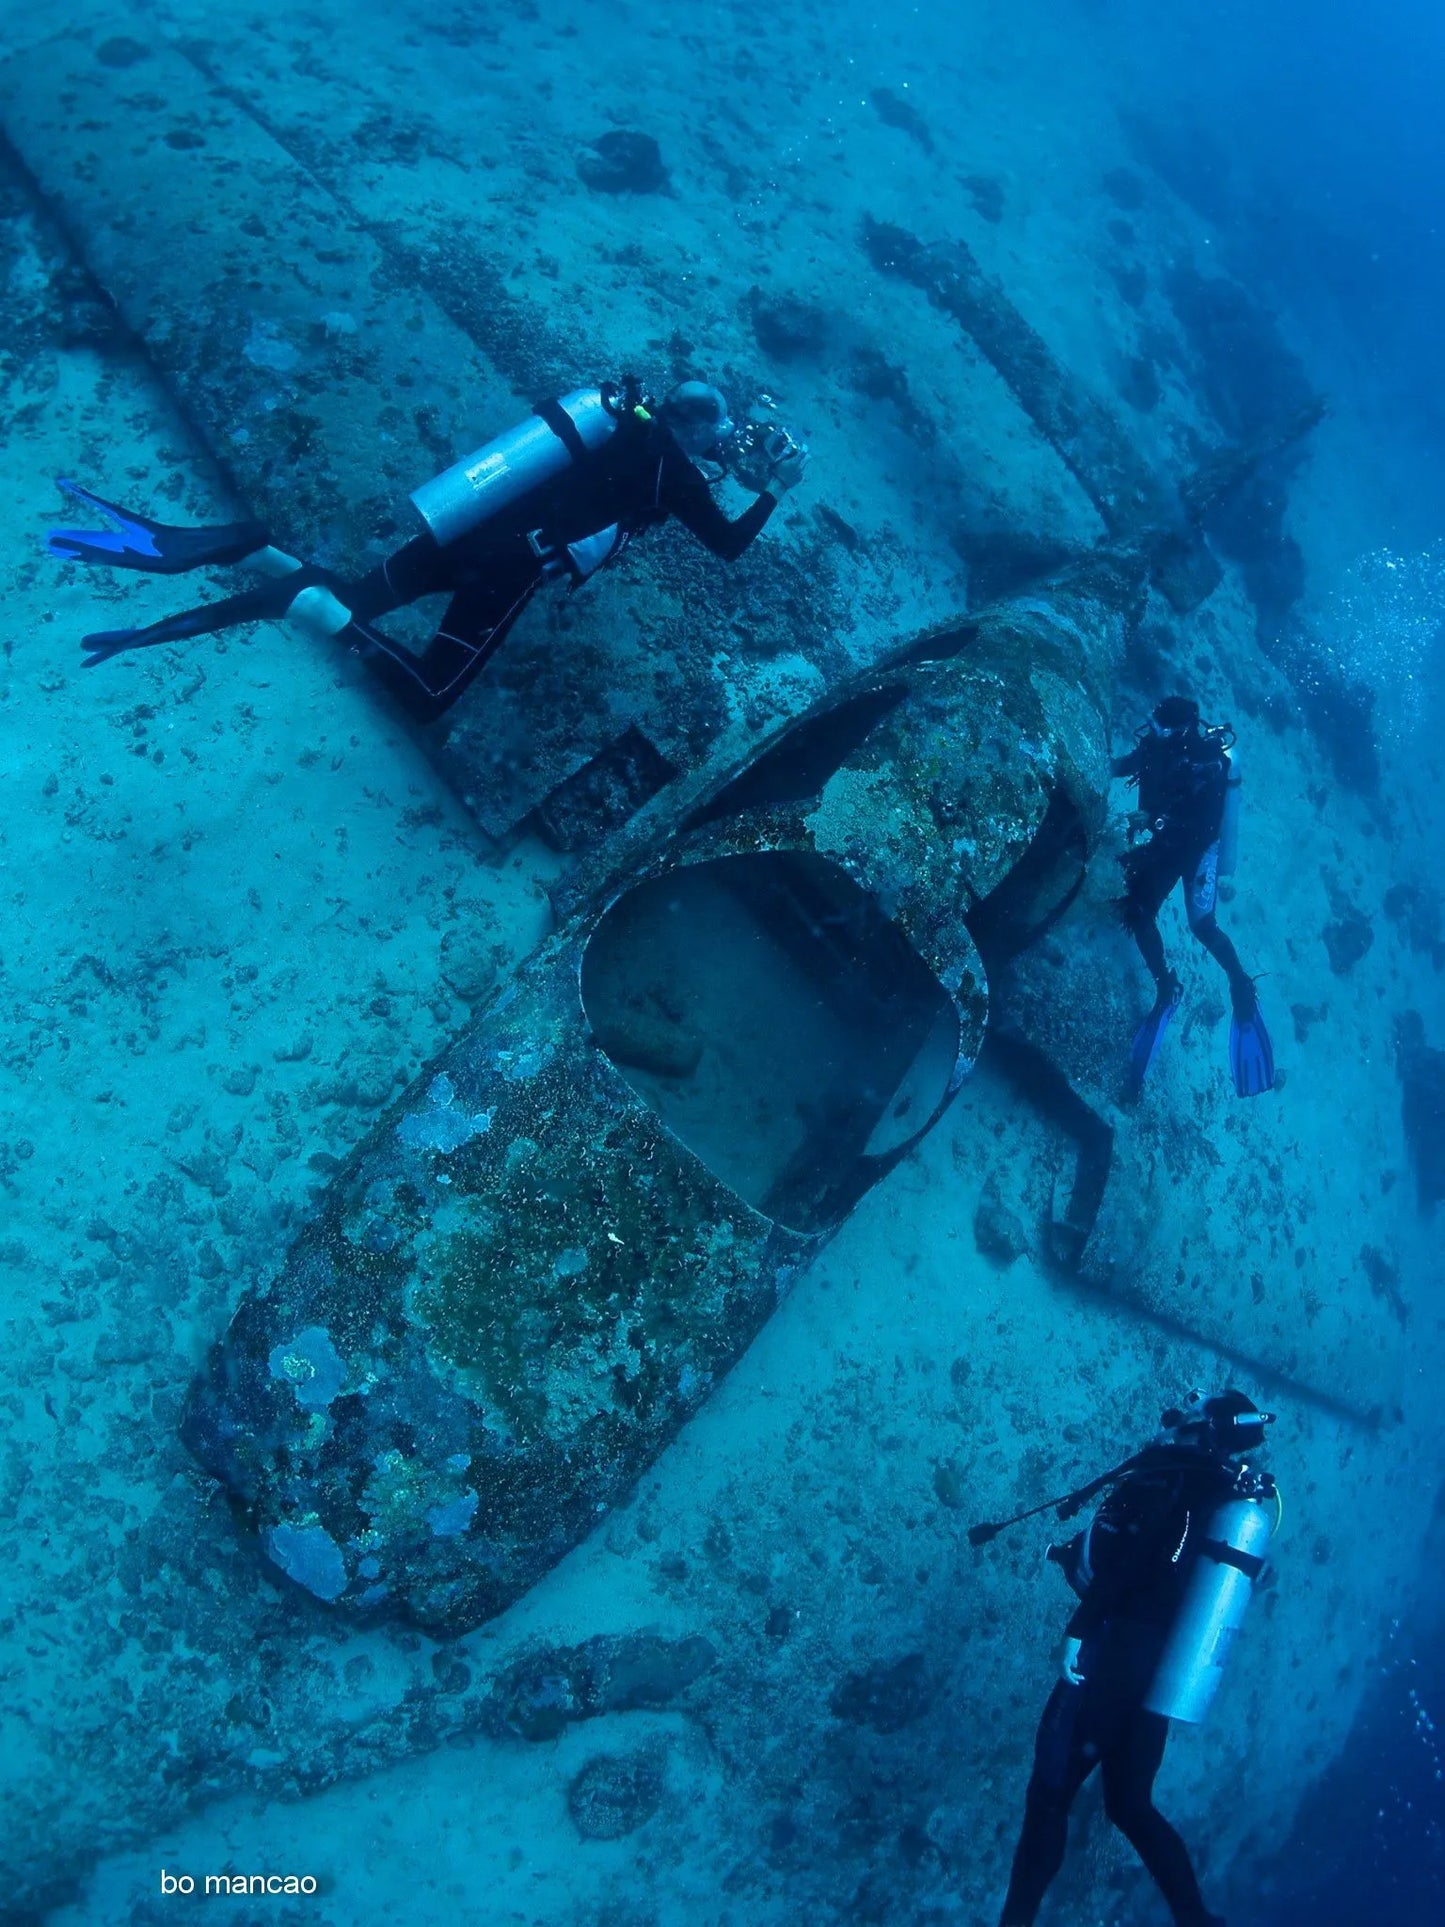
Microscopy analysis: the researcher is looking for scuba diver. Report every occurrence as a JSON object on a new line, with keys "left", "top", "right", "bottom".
{"left": 1113, "top": 695, "right": 1275, "bottom": 1100}
{"left": 971, "top": 1389, "right": 1279, "bottom": 1927}
{"left": 45, "top": 378, "right": 809, "bottom": 724}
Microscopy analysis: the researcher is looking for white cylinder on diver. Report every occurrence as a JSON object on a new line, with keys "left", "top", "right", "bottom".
{"left": 410, "top": 388, "right": 622, "bottom": 547}
{"left": 1144, "top": 1489, "right": 1275, "bottom": 1724}
{"left": 1217, "top": 741, "right": 1242, "bottom": 877}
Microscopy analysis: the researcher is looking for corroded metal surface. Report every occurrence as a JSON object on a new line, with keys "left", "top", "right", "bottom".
{"left": 185, "top": 566, "right": 1136, "bottom": 1632}
{"left": 185, "top": 955, "right": 811, "bottom": 1633}
{"left": 863, "top": 215, "right": 1177, "bottom": 536}
{"left": 862, "top": 216, "right": 1243, "bottom": 613}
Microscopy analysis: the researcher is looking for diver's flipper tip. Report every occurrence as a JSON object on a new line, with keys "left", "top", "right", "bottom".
{"left": 1229, "top": 998, "right": 1276, "bottom": 1098}
{"left": 1124, "top": 978, "right": 1182, "bottom": 1100}
{"left": 81, "top": 627, "right": 154, "bottom": 666}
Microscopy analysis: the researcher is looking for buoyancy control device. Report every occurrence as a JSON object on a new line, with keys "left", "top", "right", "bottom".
{"left": 1143, "top": 1463, "right": 1278, "bottom": 1723}
{"left": 410, "top": 385, "right": 635, "bottom": 547}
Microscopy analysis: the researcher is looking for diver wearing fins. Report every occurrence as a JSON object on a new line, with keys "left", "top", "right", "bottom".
{"left": 46, "top": 378, "right": 809, "bottom": 724}
{"left": 1114, "top": 696, "right": 1275, "bottom": 1100}
{"left": 971, "top": 1390, "right": 1279, "bottom": 1927}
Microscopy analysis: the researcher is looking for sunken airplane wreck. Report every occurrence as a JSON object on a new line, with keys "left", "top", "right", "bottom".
{"left": 184, "top": 555, "right": 1139, "bottom": 1634}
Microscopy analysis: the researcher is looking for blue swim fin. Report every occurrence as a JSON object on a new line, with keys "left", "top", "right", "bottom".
{"left": 47, "top": 478, "right": 267, "bottom": 575}
{"left": 1124, "top": 975, "right": 1181, "bottom": 1100}
{"left": 1229, "top": 992, "right": 1275, "bottom": 1098}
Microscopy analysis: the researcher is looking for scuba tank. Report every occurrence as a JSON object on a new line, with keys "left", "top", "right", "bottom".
{"left": 1217, "top": 739, "right": 1242, "bottom": 878}
{"left": 410, "top": 385, "right": 634, "bottom": 547}
{"left": 1143, "top": 1464, "right": 1277, "bottom": 1724}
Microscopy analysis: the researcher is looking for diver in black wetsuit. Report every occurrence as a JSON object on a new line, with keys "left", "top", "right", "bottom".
{"left": 47, "top": 379, "right": 809, "bottom": 725}
{"left": 1114, "top": 695, "right": 1275, "bottom": 1099}
{"left": 995, "top": 1390, "right": 1274, "bottom": 1927}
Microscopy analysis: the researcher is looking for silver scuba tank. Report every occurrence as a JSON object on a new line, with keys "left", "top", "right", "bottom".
{"left": 1217, "top": 742, "right": 1242, "bottom": 878}
{"left": 410, "top": 388, "right": 622, "bottom": 547}
{"left": 1144, "top": 1476, "right": 1276, "bottom": 1724}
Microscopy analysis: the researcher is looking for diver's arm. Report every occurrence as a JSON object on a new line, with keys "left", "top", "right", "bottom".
{"left": 665, "top": 461, "right": 778, "bottom": 561}
{"left": 1065, "top": 1577, "right": 1112, "bottom": 1641}
{"left": 1046, "top": 1531, "right": 1093, "bottom": 1601}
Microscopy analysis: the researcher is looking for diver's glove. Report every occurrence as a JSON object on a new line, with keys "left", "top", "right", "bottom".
{"left": 1059, "top": 1635, "right": 1087, "bottom": 1687}
{"left": 764, "top": 428, "right": 810, "bottom": 495}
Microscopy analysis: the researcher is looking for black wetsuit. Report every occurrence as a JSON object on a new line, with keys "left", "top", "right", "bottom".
{"left": 341, "top": 411, "right": 777, "bottom": 723}
{"left": 999, "top": 1444, "right": 1234, "bottom": 1927}
{"left": 1114, "top": 726, "right": 1250, "bottom": 1005}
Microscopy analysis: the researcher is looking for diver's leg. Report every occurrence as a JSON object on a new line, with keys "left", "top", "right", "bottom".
{"left": 1119, "top": 849, "right": 1186, "bottom": 1097}
{"left": 78, "top": 516, "right": 542, "bottom": 723}
{"left": 999, "top": 1684, "right": 1096, "bottom": 1927}
{"left": 1184, "top": 843, "right": 1253, "bottom": 1011}
{"left": 1101, "top": 1712, "right": 1215, "bottom": 1926}
{"left": 80, "top": 568, "right": 333, "bottom": 666}
{"left": 1193, "top": 915, "right": 1253, "bottom": 1010}
{"left": 1125, "top": 905, "right": 1171, "bottom": 990}
{"left": 345, "top": 530, "right": 454, "bottom": 621}
{"left": 1120, "top": 845, "right": 1180, "bottom": 994}
{"left": 1186, "top": 846, "right": 1275, "bottom": 1095}
{"left": 342, "top": 557, "right": 545, "bottom": 724}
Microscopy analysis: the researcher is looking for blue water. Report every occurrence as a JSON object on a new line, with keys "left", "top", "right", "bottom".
{"left": 2, "top": 0, "right": 1444, "bottom": 1920}
{"left": 1121, "top": 15, "right": 1445, "bottom": 1915}
{"left": 1112, "top": 0, "right": 1445, "bottom": 457}
{"left": 1252, "top": 1634, "right": 1445, "bottom": 1925}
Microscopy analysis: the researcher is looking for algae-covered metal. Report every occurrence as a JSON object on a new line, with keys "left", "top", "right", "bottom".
{"left": 184, "top": 561, "right": 1136, "bottom": 1632}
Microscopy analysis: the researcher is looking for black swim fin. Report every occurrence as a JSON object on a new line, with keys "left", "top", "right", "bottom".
{"left": 80, "top": 571, "right": 326, "bottom": 668}
{"left": 47, "top": 478, "right": 268, "bottom": 575}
